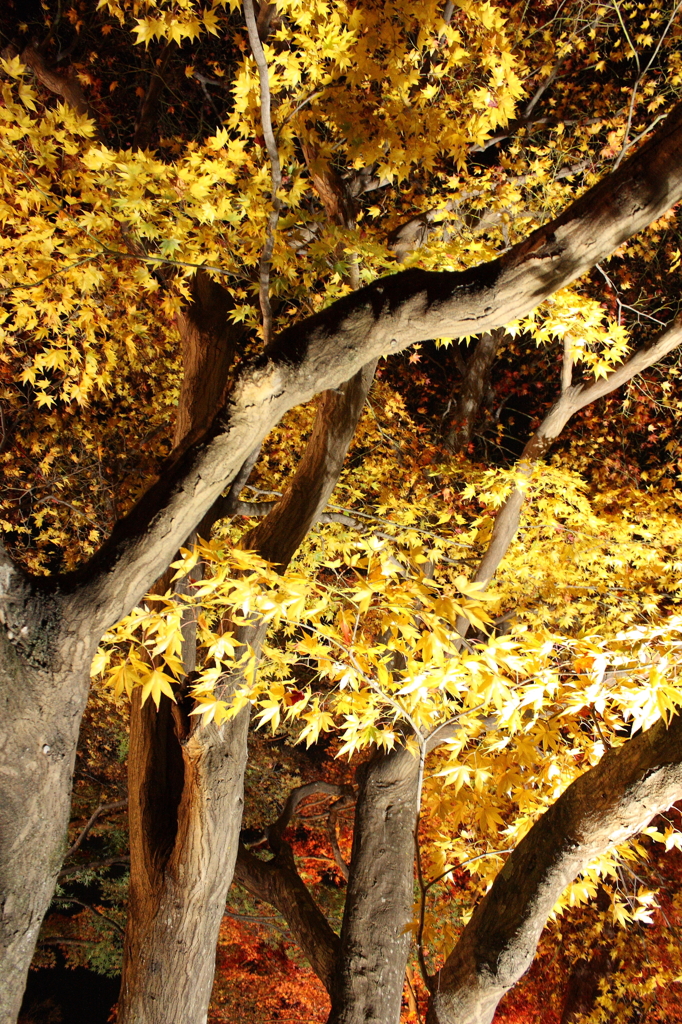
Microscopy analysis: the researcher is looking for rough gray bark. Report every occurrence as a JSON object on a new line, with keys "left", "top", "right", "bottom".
{"left": 0, "top": 562, "right": 93, "bottom": 1024}
{"left": 3, "top": 96, "right": 682, "bottom": 1018}
{"left": 426, "top": 712, "right": 682, "bottom": 1024}
{"left": 327, "top": 745, "right": 421, "bottom": 1024}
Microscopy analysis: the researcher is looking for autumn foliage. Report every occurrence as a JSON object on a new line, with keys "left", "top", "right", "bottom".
{"left": 4, "top": 0, "right": 682, "bottom": 1022}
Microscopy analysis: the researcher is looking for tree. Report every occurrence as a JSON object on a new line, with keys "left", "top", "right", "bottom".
{"left": 3, "top": 1, "right": 682, "bottom": 1023}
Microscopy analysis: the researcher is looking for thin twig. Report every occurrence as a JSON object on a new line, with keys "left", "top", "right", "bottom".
{"left": 423, "top": 847, "right": 515, "bottom": 894}
{"left": 63, "top": 799, "right": 127, "bottom": 860}
{"left": 613, "top": 0, "right": 682, "bottom": 169}
{"left": 277, "top": 88, "right": 326, "bottom": 136}
{"left": 594, "top": 264, "right": 668, "bottom": 326}
{"left": 243, "top": 0, "right": 283, "bottom": 345}
{"left": 0, "top": 254, "right": 100, "bottom": 295}
{"left": 53, "top": 895, "right": 125, "bottom": 935}
{"left": 38, "top": 937, "right": 106, "bottom": 946}
{"left": 561, "top": 335, "right": 574, "bottom": 392}
{"left": 224, "top": 909, "right": 280, "bottom": 924}
{"left": 58, "top": 854, "right": 130, "bottom": 880}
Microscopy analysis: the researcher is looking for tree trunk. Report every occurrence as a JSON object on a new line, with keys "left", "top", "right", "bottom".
{"left": 118, "top": 274, "right": 247, "bottom": 1023}
{"left": 4, "top": 96, "right": 682, "bottom": 1024}
{"left": 231, "top": 744, "right": 422, "bottom": 1024}
{"left": 118, "top": 362, "right": 377, "bottom": 1023}
{"left": 0, "top": 577, "right": 94, "bottom": 1023}
{"left": 117, "top": 646, "right": 257, "bottom": 1024}
{"left": 444, "top": 330, "right": 504, "bottom": 453}
{"left": 327, "top": 745, "right": 421, "bottom": 1024}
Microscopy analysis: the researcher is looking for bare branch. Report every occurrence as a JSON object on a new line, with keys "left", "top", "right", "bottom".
{"left": 561, "top": 335, "right": 574, "bottom": 392}
{"left": 63, "top": 799, "right": 127, "bottom": 861}
{"left": 58, "top": 855, "right": 130, "bottom": 881}
{"left": 244, "top": 0, "right": 283, "bottom": 344}
{"left": 268, "top": 781, "right": 354, "bottom": 851}
{"left": 52, "top": 895, "right": 125, "bottom": 935}
{"left": 613, "top": 0, "right": 682, "bottom": 169}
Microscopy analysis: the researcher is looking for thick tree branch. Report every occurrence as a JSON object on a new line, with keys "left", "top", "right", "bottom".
{"left": 328, "top": 745, "right": 421, "bottom": 1024}
{"left": 427, "top": 711, "right": 682, "bottom": 1024}
{"left": 232, "top": 780, "right": 353, "bottom": 993}
{"left": 21, "top": 45, "right": 91, "bottom": 117}
{"left": 48, "top": 97, "right": 682, "bottom": 645}
{"left": 444, "top": 329, "right": 505, "bottom": 452}
{"left": 118, "top": 350, "right": 376, "bottom": 1022}
{"left": 244, "top": 361, "right": 377, "bottom": 567}
{"left": 234, "top": 843, "right": 341, "bottom": 992}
